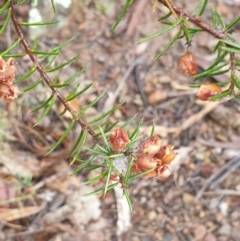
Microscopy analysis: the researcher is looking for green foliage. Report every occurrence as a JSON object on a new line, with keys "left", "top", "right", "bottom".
{"left": 1, "top": 0, "right": 240, "bottom": 209}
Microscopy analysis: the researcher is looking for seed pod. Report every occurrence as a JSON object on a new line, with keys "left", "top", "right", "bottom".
{"left": 156, "top": 145, "right": 175, "bottom": 164}
{"left": 178, "top": 51, "right": 197, "bottom": 75}
{"left": 197, "top": 83, "right": 222, "bottom": 101}
{"left": 0, "top": 57, "right": 17, "bottom": 82}
{"left": 139, "top": 135, "right": 161, "bottom": 155}
{"left": 109, "top": 128, "right": 130, "bottom": 152}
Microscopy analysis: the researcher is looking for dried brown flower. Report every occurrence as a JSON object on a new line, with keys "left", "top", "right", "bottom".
{"left": 197, "top": 83, "right": 222, "bottom": 101}
{"left": 178, "top": 51, "right": 197, "bottom": 75}
{"left": 109, "top": 128, "right": 130, "bottom": 152}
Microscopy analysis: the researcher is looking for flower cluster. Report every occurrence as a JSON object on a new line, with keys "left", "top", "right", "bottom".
{"left": 109, "top": 129, "right": 176, "bottom": 180}
{"left": 0, "top": 57, "right": 18, "bottom": 101}
{"left": 131, "top": 135, "right": 176, "bottom": 179}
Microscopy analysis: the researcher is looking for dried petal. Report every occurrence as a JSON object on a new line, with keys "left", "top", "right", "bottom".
{"left": 133, "top": 155, "right": 158, "bottom": 171}
{"left": 109, "top": 128, "right": 130, "bottom": 152}
{"left": 197, "top": 83, "right": 222, "bottom": 101}
{"left": 156, "top": 145, "right": 175, "bottom": 164}
{"left": 0, "top": 57, "right": 17, "bottom": 82}
{"left": 178, "top": 51, "right": 197, "bottom": 75}
{"left": 139, "top": 135, "right": 161, "bottom": 155}
{"left": 156, "top": 166, "right": 171, "bottom": 180}
{"left": 0, "top": 82, "right": 19, "bottom": 100}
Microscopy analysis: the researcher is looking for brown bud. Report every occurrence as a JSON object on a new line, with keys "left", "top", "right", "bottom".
{"left": 133, "top": 155, "right": 158, "bottom": 171}
{"left": 139, "top": 135, "right": 161, "bottom": 155}
{"left": 197, "top": 83, "right": 222, "bottom": 101}
{"left": 0, "top": 82, "right": 19, "bottom": 100}
{"left": 109, "top": 128, "right": 130, "bottom": 152}
{"left": 156, "top": 145, "right": 175, "bottom": 164}
{"left": 178, "top": 51, "right": 197, "bottom": 75}
{"left": 0, "top": 57, "right": 17, "bottom": 82}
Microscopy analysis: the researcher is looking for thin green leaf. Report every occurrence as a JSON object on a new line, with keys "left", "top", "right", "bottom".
{"left": 49, "top": 0, "right": 56, "bottom": 13}
{"left": 98, "top": 126, "right": 111, "bottom": 152}
{"left": 0, "top": 10, "right": 11, "bottom": 34}
{"left": 160, "top": 20, "right": 175, "bottom": 25}
{"left": 88, "top": 101, "right": 124, "bottom": 125}
{"left": 210, "top": 7, "right": 218, "bottom": 27}
{"left": 192, "top": 0, "right": 208, "bottom": 16}
{"left": 51, "top": 37, "right": 75, "bottom": 52}
{"left": 85, "top": 147, "right": 106, "bottom": 156}
{"left": 123, "top": 190, "right": 133, "bottom": 211}
{"left": 225, "top": 16, "right": 240, "bottom": 31}
{"left": 150, "top": 122, "right": 155, "bottom": 137}
{"left": 1, "top": 39, "right": 21, "bottom": 55}
{"left": 155, "top": 30, "right": 181, "bottom": 59}
{"left": 19, "top": 20, "right": 59, "bottom": 26}
{"left": 181, "top": 24, "right": 191, "bottom": 43}
{"left": 84, "top": 171, "right": 107, "bottom": 185}
{"left": 23, "top": 79, "right": 42, "bottom": 92}
{"left": 129, "top": 119, "right": 143, "bottom": 140}
{"left": 47, "top": 120, "right": 75, "bottom": 155}
{"left": 158, "top": 11, "right": 172, "bottom": 21}
{"left": 194, "top": 62, "right": 229, "bottom": 80}
{"left": 32, "top": 95, "right": 54, "bottom": 113}
{"left": 84, "top": 182, "right": 118, "bottom": 196}
{"left": 120, "top": 114, "right": 137, "bottom": 129}
{"left": 51, "top": 66, "right": 87, "bottom": 88}
{"left": 80, "top": 91, "right": 106, "bottom": 114}
{"left": 232, "top": 74, "right": 240, "bottom": 89}
{"left": 15, "top": 67, "right": 37, "bottom": 83}
{"left": 46, "top": 54, "right": 80, "bottom": 72}
{"left": 100, "top": 120, "right": 120, "bottom": 135}
{"left": 221, "top": 46, "right": 240, "bottom": 54}
{"left": 66, "top": 83, "right": 92, "bottom": 102}
{"left": 208, "top": 89, "right": 231, "bottom": 100}
{"left": 220, "top": 39, "right": 240, "bottom": 50}
{"left": 34, "top": 97, "right": 56, "bottom": 126}
{"left": 1, "top": 53, "right": 25, "bottom": 58}
{"left": 68, "top": 129, "right": 85, "bottom": 156}
{"left": 32, "top": 38, "right": 39, "bottom": 50}
{"left": 138, "top": 18, "right": 182, "bottom": 43}
{"left": 0, "top": 1, "right": 10, "bottom": 14}
{"left": 111, "top": 0, "right": 133, "bottom": 33}
{"left": 95, "top": 144, "right": 109, "bottom": 155}
{"left": 103, "top": 166, "right": 112, "bottom": 197}
{"left": 212, "top": 8, "right": 225, "bottom": 29}
{"left": 71, "top": 160, "right": 91, "bottom": 175}
{"left": 30, "top": 50, "right": 58, "bottom": 56}
{"left": 129, "top": 168, "right": 155, "bottom": 180}
{"left": 124, "top": 158, "right": 134, "bottom": 187}
{"left": 108, "top": 153, "right": 125, "bottom": 159}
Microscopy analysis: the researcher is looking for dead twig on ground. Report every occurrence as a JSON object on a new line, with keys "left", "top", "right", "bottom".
{"left": 196, "top": 157, "right": 240, "bottom": 200}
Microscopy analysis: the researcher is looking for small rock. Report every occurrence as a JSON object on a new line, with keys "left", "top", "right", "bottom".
{"left": 218, "top": 223, "right": 232, "bottom": 236}
{"left": 148, "top": 90, "right": 167, "bottom": 105}
{"left": 147, "top": 211, "right": 157, "bottom": 220}
{"left": 204, "top": 233, "right": 217, "bottom": 241}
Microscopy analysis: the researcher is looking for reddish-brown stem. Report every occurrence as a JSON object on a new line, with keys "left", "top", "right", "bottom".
{"left": 9, "top": 3, "right": 104, "bottom": 147}
{"left": 158, "top": 0, "right": 228, "bottom": 40}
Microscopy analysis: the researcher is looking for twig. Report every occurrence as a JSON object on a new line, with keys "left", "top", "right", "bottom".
{"left": 197, "top": 137, "right": 240, "bottom": 149}
{"left": 196, "top": 157, "right": 240, "bottom": 200}
{"left": 173, "top": 101, "right": 220, "bottom": 138}
{"left": 114, "top": 184, "right": 132, "bottom": 241}
{"left": 133, "top": 65, "right": 148, "bottom": 107}
{"left": 203, "top": 189, "right": 240, "bottom": 196}
{"left": 9, "top": 2, "right": 104, "bottom": 147}
{"left": 158, "top": 0, "right": 227, "bottom": 40}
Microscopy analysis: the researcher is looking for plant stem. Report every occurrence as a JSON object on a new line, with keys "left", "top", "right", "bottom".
{"left": 158, "top": 0, "right": 227, "bottom": 40}
{"left": 9, "top": 2, "right": 104, "bottom": 147}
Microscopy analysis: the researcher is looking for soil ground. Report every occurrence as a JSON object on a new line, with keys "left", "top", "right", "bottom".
{"left": 1, "top": 0, "right": 240, "bottom": 241}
